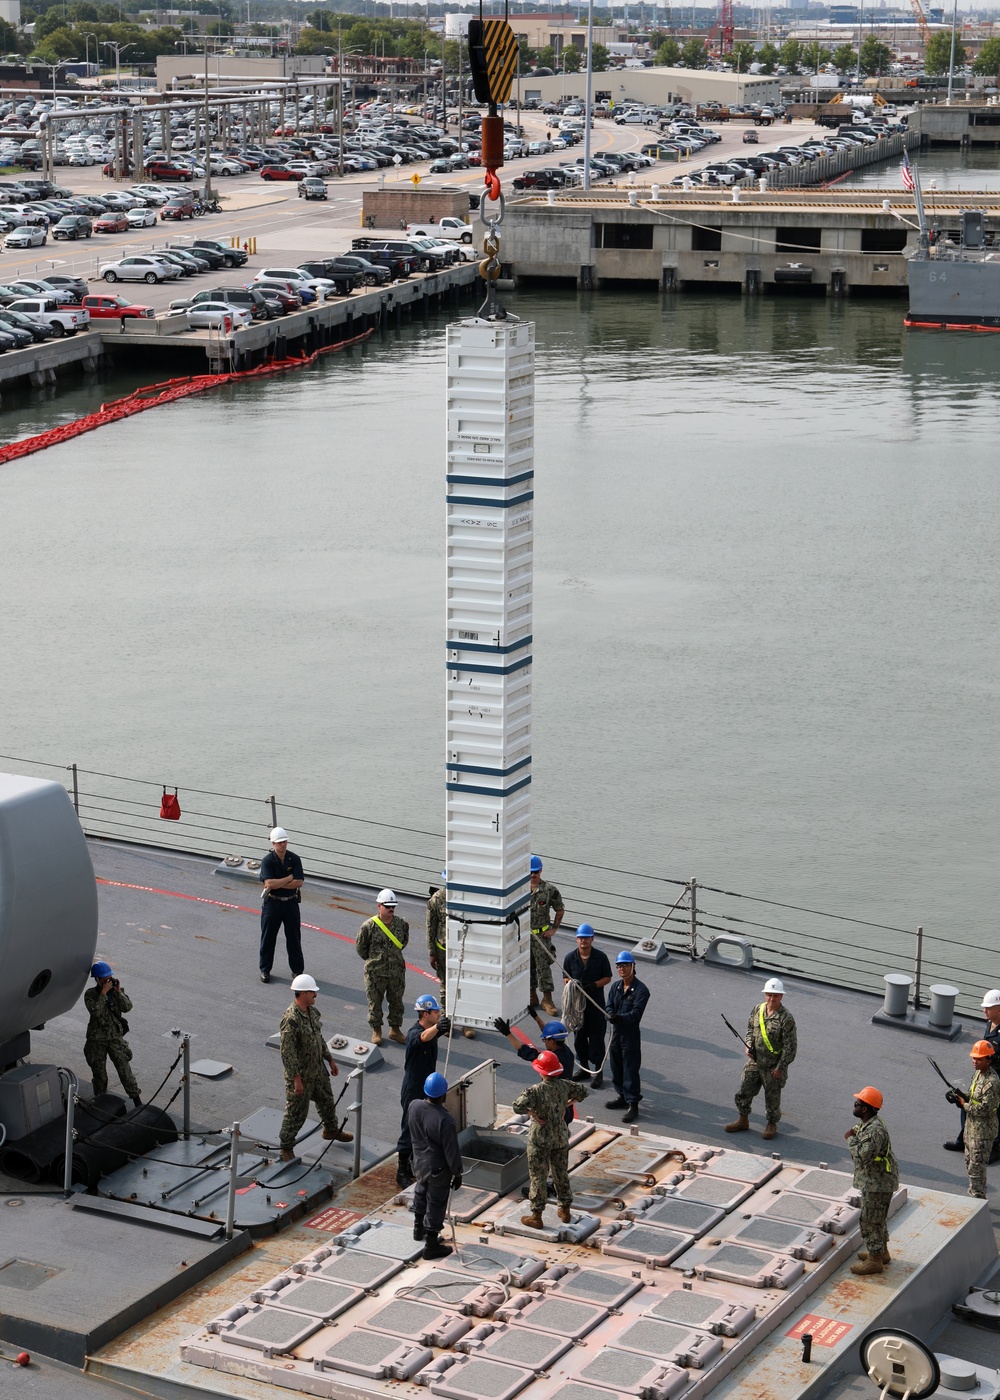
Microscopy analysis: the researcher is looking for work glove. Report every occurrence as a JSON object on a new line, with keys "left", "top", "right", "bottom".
{"left": 437, "top": 1016, "right": 452, "bottom": 1037}
{"left": 606, "top": 1013, "right": 619, "bottom": 1024}
{"left": 493, "top": 1017, "right": 511, "bottom": 1036}
{"left": 451, "top": 1174, "right": 463, "bottom": 1190}
{"left": 946, "top": 1090, "right": 960, "bottom": 1105}
{"left": 527, "top": 1002, "right": 540, "bottom": 1018}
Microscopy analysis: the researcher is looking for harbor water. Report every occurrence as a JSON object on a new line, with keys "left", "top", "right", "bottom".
{"left": 0, "top": 286, "right": 998, "bottom": 958}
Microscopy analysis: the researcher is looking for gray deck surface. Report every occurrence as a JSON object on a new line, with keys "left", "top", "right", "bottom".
{"left": 5, "top": 837, "right": 1000, "bottom": 1396}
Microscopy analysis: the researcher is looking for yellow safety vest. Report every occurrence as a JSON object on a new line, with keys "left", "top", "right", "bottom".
{"left": 758, "top": 1003, "right": 777, "bottom": 1056}
{"left": 372, "top": 915, "right": 403, "bottom": 951}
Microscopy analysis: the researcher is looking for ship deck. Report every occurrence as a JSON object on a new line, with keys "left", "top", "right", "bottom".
{"left": 4, "top": 837, "right": 1000, "bottom": 1398}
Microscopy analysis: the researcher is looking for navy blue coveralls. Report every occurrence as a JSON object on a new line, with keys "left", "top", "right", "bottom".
{"left": 607, "top": 974, "right": 650, "bottom": 1107}
{"left": 397, "top": 1022, "right": 439, "bottom": 1162}
{"left": 258, "top": 847, "right": 305, "bottom": 978}
{"left": 408, "top": 1097, "right": 463, "bottom": 1233}
{"left": 562, "top": 945, "right": 613, "bottom": 1075}
{"left": 517, "top": 1039, "right": 575, "bottom": 1123}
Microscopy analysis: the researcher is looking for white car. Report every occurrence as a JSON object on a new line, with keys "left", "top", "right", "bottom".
{"left": 254, "top": 266, "right": 334, "bottom": 299}
{"left": 4, "top": 224, "right": 47, "bottom": 248}
{"left": 127, "top": 206, "right": 157, "bottom": 228}
{"left": 101, "top": 255, "right": 182, "bottom": 284}
{"left": 186, "top": 300, "right": 253, "bottom": 330}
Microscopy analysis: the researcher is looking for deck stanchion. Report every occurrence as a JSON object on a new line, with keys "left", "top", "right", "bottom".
{"left": 348, "top": 1067, "right": 364, "bottom": 1179}
{"left": 69, "top": 762, "right": 79, "bottom": 815}
{"left": 913, "top": 925, "right": 924, "bottom": 1010}
{"left": 689, "top": 878, "right": 698, "bottom": 959}
{"left": 224, "top": 1121, "right": 240, "bottom": 1239}
{"left": 269, "top": 795, "right": 278, "bottom": 829}
{"left": 59, "top": 1069, "right": 78, "bottom": 1195}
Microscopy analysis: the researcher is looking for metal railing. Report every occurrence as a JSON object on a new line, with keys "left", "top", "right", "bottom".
{"left": 0, "top": 749, "right": 987, "bottom": 1022}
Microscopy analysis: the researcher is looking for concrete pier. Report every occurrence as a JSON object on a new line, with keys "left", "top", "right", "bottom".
{"left": 503, "top": 189, "right": 1000, "bottom": 295}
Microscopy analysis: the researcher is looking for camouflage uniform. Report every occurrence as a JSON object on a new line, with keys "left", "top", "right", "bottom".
{"left": 278, "top": 1001, "right": 339, "bottom": 1150}
{"left": 530, "top": 880, "right": 564, "bottom": 1001}
{"left": 848, "top": 1114, "right": 899, "bottom": 1257}
{"left": 964, "top": 1066, "right": 1000, "bottom": 1199}
{"left": 84, "top": 982, "right": 140, "bottom": 1100}
{"left": 512, "top": 1077, "right": 589, "bottom": 1215}
{"left": 426, "top": 887, "right": 447, "bottom": 1010}
{"left": 356, "top": 912, "right": 409, "bottom": 1033}
{"left": 735, "top": 1002, "right": 797, "bottom": 1125}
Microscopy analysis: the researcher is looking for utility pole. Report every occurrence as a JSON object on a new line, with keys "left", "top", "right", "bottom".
{"left": 203, "top": 37, "right": 214, "bottom": 201}
{"left": 946, "top": 0, "right": 958, "bottom": 102}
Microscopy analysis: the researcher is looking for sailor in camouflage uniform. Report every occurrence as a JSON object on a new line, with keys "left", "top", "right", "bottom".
{"left": 846, "top": 1085, "right": 899, "bottom": 1276}
{"left": 726, "top": 977, "right": 797, "bottom": 1141}
{"left": 278, "top": 974, "right": 352, "bottom": 1161}
{"left": 84, "top": 960, "right": 142, "bottom": 1106}
{"left": 529, "top": 856, "right": 564, "bottom": 1017}
{"left": 356, "top": 889, "right": 409, "bottom": 1046}
{"left": 512, "top": 1050, "right": 588, "bottom": 1227}
{"left": 426, "top": 872, "right": 474, "bottom": 1038}
{"left": 956, "top": 1040, "right": 1000, "bottom": 1199}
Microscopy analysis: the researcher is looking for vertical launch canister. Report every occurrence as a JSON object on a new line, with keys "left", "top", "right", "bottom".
{"left": 444, "top": 318, "right": 535, "bottom": 1027}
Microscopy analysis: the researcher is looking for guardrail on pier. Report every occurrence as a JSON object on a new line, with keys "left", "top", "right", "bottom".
{"left": 0, "top": 749, "right": 981, "bottom": 1022}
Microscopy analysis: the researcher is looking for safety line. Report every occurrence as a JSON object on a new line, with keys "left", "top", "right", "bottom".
{"left": 0, "top": 323, "right": 375, "bottom": 468}
{"left": 95, "top": 876, "right": 436, "bottom": 980}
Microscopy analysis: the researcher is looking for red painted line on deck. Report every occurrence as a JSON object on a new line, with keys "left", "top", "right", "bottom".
{"left": 96, "top": 876, "right": 435, "bottom": 979}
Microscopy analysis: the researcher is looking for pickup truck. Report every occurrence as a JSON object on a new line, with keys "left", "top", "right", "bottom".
{"left": 406, "top": 216, "right": 473, "bottom": 244}
{"left": 352, "top": 237, "right": 446, "bottom": 273}
{"left": 8, "top": 296, "right": 89, "bottom": 336}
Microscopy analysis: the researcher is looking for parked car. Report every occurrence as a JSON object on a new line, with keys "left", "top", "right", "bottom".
{"left": 127, "top": 206, "right": 158, "bottom": 228}
{"left": 81, "top": 293, "right": 154, "bottom": 319}
{"left": 4, "top": 224, "right": 46, "bottom": 248}
{"left": 193, "top": 238, "right": 247, "bottom": 268}
{"left": 0, "top": 306, "right": 50, "bottom": 341}
{"left": 260, "top": 164, "right": 299, "bottom": 181}
{"left": 101, "top": 255, "right": 182, "bottom": 284}
{"left": 94, "top": 212, "right": 129, "bottom": 234}
{"left": 406, "top": 215, "right": 473, "bottom": 244}
{"left": 328, "top": 254, "right": 391, "bottom": 286}
{"left": 39, "top": 274, "right": 87, "bottom": 303}
{"left": 161, "top": 195, "right": 197, "bottom": 221}
{"left": 178, "top": 286, "right": 280, "bottom": 319}
{"left": 5, "top": 277, "right": 74, "bottom": 303}
{"left": 185, "top": 300, "right": 253, "bottom": 330}
{"left": 145, "top": 160, "right": 194, "bottom": 181}
{"left": 52, "top": 214, "right": 92, "bottom": 240}
{"left": 8, "top": 296, "right": 89, "bottom": 336}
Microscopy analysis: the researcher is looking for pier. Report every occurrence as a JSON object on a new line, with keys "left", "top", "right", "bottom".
{"left": 504, "top": 189, "right": 1000, "bottom": 294}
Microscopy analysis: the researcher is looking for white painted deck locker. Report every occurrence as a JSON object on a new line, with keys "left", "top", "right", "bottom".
{"left": 444, "top": 318, "right": 535, "bottom": 1027}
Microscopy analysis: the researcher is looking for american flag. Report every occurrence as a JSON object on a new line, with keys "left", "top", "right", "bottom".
{"left": 901, "top": 151, "right": 915, "bottom": 192}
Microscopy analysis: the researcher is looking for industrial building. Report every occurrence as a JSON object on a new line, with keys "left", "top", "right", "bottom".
{"left": 521, "top": 68, "right": 781, "bottom": 109}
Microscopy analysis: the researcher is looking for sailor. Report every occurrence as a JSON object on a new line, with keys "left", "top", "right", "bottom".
{"left": 396, "top": 993, "right": 451, "bottom": 1187}
{"left": 426, "top": 870, "right": 474, "bottom": 1039}
{"left": 529, "top": 855, "right": 564, "bottom": 1017}
{"left": 494, "top": 1015, "right": 576, "bottom": 1124}
{"left": 277, "top": 974, "right": 353, "bottom": 1162}
{"left": 356, "top": 889, "right": 409, "bottom": 1047}
{"left": 84, "top": 961, "right": 142, "bottom": 1108}
{"left": 604, "top": 951, "right": 650, "bottom": 1124}
{"left": 513, "top": 1050, "right": 589, "bottom": 1229}
{"left": 846, "top": 1085, "right": 899, "bottom": 1276}
{"left": 562, "top": 923, "right": 612, "bottom": 1090}
{"left": 725, "top": 977, "right": 798, "bottom": 1141}
{"left": 408, "top": 1072, "right": 463, "bottom": 1260}
{"left": 945, "top": 989, "right": 1000, "bottom": 1162}
{"left": 258, "top": 827, "right": 305, "bottom": 984}
{"left": 955, "top": 1040, "right": 1000, "bottom": 1199}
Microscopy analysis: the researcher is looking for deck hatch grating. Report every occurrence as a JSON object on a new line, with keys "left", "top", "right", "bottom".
{"left": 757, "top": 1193, "right": 828, "bottom": 1225}
{"left": 792, "top": 1169, "right": 854, "bottom": 1198}
{"left": 402, "top": 1271, "right": 485, "bottom": 1306}
{"left": 549, "top": 1385, "right": 620, "bottom": 1400}
{"left": 519, "top": 1299, "right": 604, "bottom": 1333}
{"left": 613, "top": 1226, "right": 687, "bottom": 1255}
{"left": 232, "top": 1310, "right": 312, "bottom": 1345}
{"left": 640, "top": 1200, "right": 722, "bottom": 1234}
{"left": 671, "top": 1176, "right": 747, "bottom": 1206}
{"left": 325, "top": 1331, "right": 400, "bottom": 1364}
{"left": 275, "top": 1280, "right": 356, "bottom": 1315}
{"left": 318, "top": 1252, "right": 402, "bottom": 1287}
{"left": 453, "top": 1244, "right": 533, "bottom": 1275}
{"left": 616, "top": 1319, "right": 691, "bottom": 1358}
{"left": 646, "top": 1291, "right": 727, "bottom": 1327}
{"left": 578, "top": 1349, "right": 655, "bottom": 1386}
{"left": 729, "top": 1218, "right": 804, "bottom": 1248}
{"left": 349, "top": 1223, "right": 424, "bottom": 1259}
{"left": 701, "top": 1154, "right": 776, "bottom": 1183}
{"left": 701, "top": 1245, "right": 773, "bottom": 1274}
{"left": 368, "top": 1299, "right": 440, "bottom": 1334}
{"left": 444, "top": 1358, "right": 531, "bottom": 1396}
{"left": 482, "top": 1328, "right": 565, "bottom": 1365}
{"left": 556, "top": 1270, "right": 637, "bottom": 1304}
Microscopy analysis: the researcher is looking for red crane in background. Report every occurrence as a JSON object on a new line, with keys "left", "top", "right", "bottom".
{"left": 708, "top": 0, "right": 735, "bottom": 56}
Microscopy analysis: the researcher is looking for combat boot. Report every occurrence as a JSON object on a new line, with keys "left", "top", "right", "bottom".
{"left": 324, "top": 1125, "right": 354, "bottom": 1143}
{"left": 762, "top": 1121, "right": 777, "bottom": 1141}
{"left": 397, "top": 1154, "right": 414, "bottom": 1188}
{"left": 557, "top": 1205, "right": 572, "bottom": 1223}
{"left": 520, "top": 1213, "right": 544, "bottom": 1229}
{"left": 279, "top": 1147, "right": 295, "bottom": 1163}
{"left": 463, "top": 1027, "right": 476, "bottom": 1039}
{"left": 850, "top": 1257, "right": 884, "bottom": 1276}
{"left": 541, "top": 997, "right": 558, "bottom": 1016}
{"left": 388, "top": 1028, "right": 406, "bottom": 1044}
{"left": 423, "top": 1232, "right": 453, "bottom": 1260}
{"left": 858, "top": 1250, "right": 891, "bottom": 1265}
{"left": 371, "top": 1029, "right": 383, "bottom": 1046}
{"left": 724, "top": 1115, "right": 750, "bottom": 1133}
{"left": 413, "top": 1218, "right": 426, "bottom": 1241}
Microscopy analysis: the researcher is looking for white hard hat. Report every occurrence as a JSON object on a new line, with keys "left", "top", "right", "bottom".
{"left": 982, "top": 990, "right": 1000, "bottom": 1009}
{"left": 377, "top": 889, "right": 397, "bottom": 906}
{"left": 291, "top": 973, "right": 319, "bottom": 993}
{"left": 763, "top": 978, "right": 785, "bottom": 995}
{"left": 270, "top": 827, "right": 288, "bottom": 843}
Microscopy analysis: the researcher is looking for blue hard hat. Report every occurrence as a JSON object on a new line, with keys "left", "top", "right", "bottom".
{"left": 424, "top": 1072, "right": 448, "bottom": 1098}
{"left": 576, "top": 923, "right": 595, "bottom": 940}
{"left": 530, "top": 855, "right": 543, "bottom": 873}
{"left": 616, "top": 950, "right": 635, "bottom": 965}
{"left": 91, "top": 961, "right": 113, "bottom": 979}
{"left": 415, "top": 993, "right": 441, "bottom": 1013}
{"left": 542, "top": 1020, "right": 568, "bottom": 1041}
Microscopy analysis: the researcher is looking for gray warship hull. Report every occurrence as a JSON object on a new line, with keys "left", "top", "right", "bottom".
{"left": 906, "top": 251, "right": 1000, "bottom": 330}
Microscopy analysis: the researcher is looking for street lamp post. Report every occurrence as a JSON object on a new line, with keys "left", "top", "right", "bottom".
{"left": 583, "top": 0, "right": 594, "bottom": 191}
{"left": 946, "top": 0, "right": 959, "bottom": 103}
{"left": 83, "top": 32, "right": 98, "bottom": 75}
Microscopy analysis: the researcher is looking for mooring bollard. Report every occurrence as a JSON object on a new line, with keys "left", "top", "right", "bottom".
{"left": 883, "top": 973, "right": 912, "bottom": 1018}
{"left": 929, "top": 984, "right": 959, "bottom": 1030}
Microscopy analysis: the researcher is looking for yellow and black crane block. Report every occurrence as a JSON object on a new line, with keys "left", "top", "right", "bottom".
{"left": 467, "top": 18, "right": 519, "bottom": 106}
